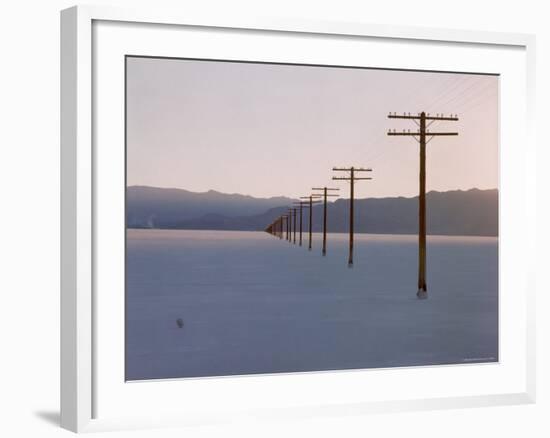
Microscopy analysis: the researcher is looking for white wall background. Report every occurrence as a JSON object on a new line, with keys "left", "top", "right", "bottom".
{"left": 0, "top": 0, "right": 547, "bottom": 437}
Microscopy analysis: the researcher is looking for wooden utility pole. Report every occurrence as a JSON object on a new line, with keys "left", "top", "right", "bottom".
{"left": 292, "top": 208, "right": 297, "bottom": 244}
{"left": 332, "top": 167, "right": 372, "bottom": 266}
{"left": 312, "top": 187, "right": 340, "bottom": 256}
{"left": 388, "top": 111, "right": 458, "bottom": 298}
{"left": 299, "top": 195, "right": 322, "bottom": 250}
{"left": 292, "top": 201, "right": 307, "bottom": 246}
{"left": 288, "top": 209, "right": 294, "bottom": 243}
{"left": 267, "top": 218, "right": 280, "bottom": 237}
{"left": 277, "top": 216, "right": 283, "bottom": 239}
{"left": 284, "top": 214, "right": 290, "bottom": 241}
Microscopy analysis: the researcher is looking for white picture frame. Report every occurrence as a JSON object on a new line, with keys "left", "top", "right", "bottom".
{"left": 60, "top": 4, "right": 536, "bottom": 433}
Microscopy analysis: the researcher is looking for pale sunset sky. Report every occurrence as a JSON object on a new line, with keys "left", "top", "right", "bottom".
{"left": 126, "top": 56, "right": 498, "bottom": 199}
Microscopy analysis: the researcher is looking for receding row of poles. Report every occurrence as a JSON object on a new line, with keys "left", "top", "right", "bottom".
{"left": 264, "top": 166, "right": 373, "bottom": 267}
{"left": 264, "top": 111, "right": 460, "bottom": 299}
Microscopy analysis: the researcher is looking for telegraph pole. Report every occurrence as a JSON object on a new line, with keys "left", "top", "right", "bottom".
{"left": 299, "top": 195, "right": 322, "bottom": 250}
{"left": 298, "top": 202, "right": 304, "bottom": 246}
{"left": 293, "top": 201, "right": 307, "bottom": 246}
{"left": 285, "top": 214, "right": 290, "bottom": 240}
{"left": 287, "top": 208, "right": 294, "bottom": 243}
{"left": 292, "top": 208, "right": 297, "bottom": 244}
{"left": 332, "top": 167, "right": 372, "bottom": 266}
{"left": 285, "top": 214, "right": 290, "bottom": 241}
{"left": 312, "top": 187, "right": 340, "bottom": 256}
{"left": 277, "top": 216, "right": 283, "bottom": 239}
{"left": 388, "top": 111, "right": 458, "bottom": 298}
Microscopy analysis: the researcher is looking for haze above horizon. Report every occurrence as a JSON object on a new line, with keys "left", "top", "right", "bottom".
{"left": 127, "top": 57, "right": 498, "bottom": 199}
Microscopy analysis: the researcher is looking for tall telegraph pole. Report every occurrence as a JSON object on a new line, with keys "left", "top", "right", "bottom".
{"left": 332, "top": 167, "right": 372, "bottom": 266}
{"left": 287, "top": 208, "right": 296, "bottom": 243}
{"left": 299, "top": 195, "right": 322, "bottom": 250}
{"left": 284, "top": 214, "right": 290, "bottom": 241}
{"left": 387, "top": 111, "right": 459, "bottom": 298}
{"left": 311, "top": 187, "right": 340, "bottom": 256}
{"left": 277, "top": 215, "right": 283, "bottom": 239}
{"left": 292, "top": 208, "right": 297, "bottom": 244}
{"left": 293, "top": 201, "right": 308, "bottom": 246}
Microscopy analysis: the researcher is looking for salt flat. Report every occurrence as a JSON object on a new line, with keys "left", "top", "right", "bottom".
{"left": 125, "top": 229, "right": 498, "bottom": 380}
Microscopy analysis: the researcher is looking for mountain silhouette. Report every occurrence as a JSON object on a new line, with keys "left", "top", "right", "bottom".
{"left": 127, "top": 186, "right": 498, "bottom": 237}
{"left": 127, "top": 185, "right": 295, "bottom": 228}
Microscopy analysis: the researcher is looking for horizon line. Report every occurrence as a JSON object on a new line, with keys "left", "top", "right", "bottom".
{"left": 127, "top": 184, "right": 499, "bottom": 201}
{"left": 127, "top": 228, "right": 498, "bottom": 239}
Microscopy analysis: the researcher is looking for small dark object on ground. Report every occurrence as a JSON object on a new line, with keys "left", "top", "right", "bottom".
{"left": 176, "top": 318, "right": 184, "bottom": 328}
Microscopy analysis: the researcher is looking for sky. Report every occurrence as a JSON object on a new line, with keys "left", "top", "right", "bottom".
{"left": 126, "top": 56, "right": 498, "bottom": 200}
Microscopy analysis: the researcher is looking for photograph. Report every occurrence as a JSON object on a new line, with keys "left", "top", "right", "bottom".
{"left": 0, "top": 0, "right": 542, "bottom": 435}
{"left": 125, "top": 56, "right": 499, "bottom": 381}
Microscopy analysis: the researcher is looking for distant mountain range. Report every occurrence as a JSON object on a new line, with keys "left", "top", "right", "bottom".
{"left": 127, "top": 186, "right": 295, "bottom": 228}
{"left": 127, "top": 186, "right": 498, "bottom": 237}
